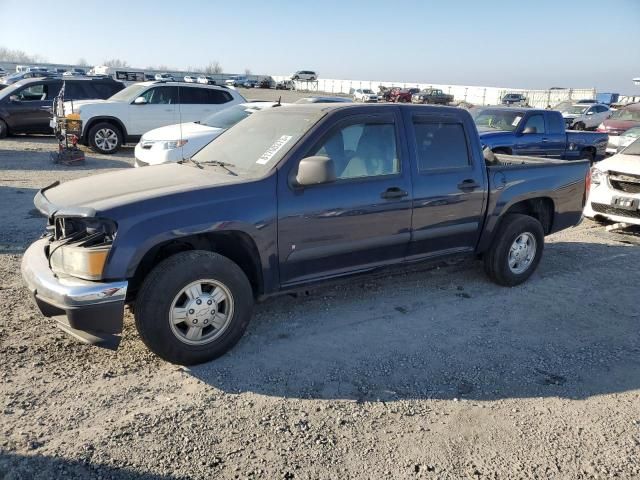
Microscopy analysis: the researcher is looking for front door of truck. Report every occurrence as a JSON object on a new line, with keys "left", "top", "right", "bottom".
{"left": 513, "top": 113, "right": 547, "bottom": 157}
{"left": 277, "top": 111, "right": 413, "bottom": 287}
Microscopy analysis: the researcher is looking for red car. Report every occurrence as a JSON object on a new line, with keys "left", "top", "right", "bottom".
{"left": 597, "top": 103, "right": 640, "bottom": 135}
{"left": 389, "top": 87, "right": 420, "bottom": 103}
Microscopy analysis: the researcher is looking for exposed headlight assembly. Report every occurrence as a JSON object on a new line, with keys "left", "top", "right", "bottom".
{"left": 48, "top": 217, "right": 116, "bottom": 280}
{"left": 162, "top": 139, "right": 188, "bottom": 150}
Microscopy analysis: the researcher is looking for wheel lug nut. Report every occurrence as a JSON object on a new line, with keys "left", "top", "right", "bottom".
{"left": 207, "top": 300, "right": 212, "bottom": 305}
{"left": 204, "top": 319, "right": 209, "bottom": 325}
{"left": 196, "top": 299, "right": 202, "bottom": 305}
{"left": 189, "top": 309, "right": 195, "bottom": 314}
{"left": 211, "top": 310, "right": 215, "bottom": 315}
{"left": 192, "top": 319, "right": 198, "bottom": 324}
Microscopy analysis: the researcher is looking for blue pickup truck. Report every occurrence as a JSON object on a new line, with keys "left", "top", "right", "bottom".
{"left": 22, "top": 104, "right": 590, "bottom": 364}
{"left": 473, "top": 107, "right": 608, "bottom": 162}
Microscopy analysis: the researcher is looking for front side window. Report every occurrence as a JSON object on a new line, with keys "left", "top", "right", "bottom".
{"left": 522, "top": 114, "right": 545, "bottom": 134}
{"left": 413, "top": 122, "right": 470, "bottom": 171}
{"left": 13, "top": 83, "right": 57, "bottom": 101}
{"left": 140, "top": 86, "right": 178, "bottom": 104}
{"left": 311, "top": 121, "right": 399, "bottom": 179}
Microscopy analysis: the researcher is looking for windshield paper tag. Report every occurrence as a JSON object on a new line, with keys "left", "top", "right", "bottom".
{"left": 512, "top": 116, "right": 522, "bottom": 126}
{"left": 257, "top": 135, "right": 292, "bottom": 165}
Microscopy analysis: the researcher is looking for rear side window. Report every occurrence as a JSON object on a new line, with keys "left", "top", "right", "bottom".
{"left": 547, "top": 112, "right": 565, "bottom": 134}
{"left": 413, "top": 122, "right": 470, "bottom": 171}
{"left": 180, "top": 87, "right": 232, "bottom": 104}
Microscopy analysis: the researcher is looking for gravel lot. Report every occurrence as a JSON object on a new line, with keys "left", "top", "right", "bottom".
{"left": 1, "top": 98, "right": 640, "bottom": 479}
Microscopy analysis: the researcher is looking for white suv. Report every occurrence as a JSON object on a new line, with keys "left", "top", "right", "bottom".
{"left": 352, "top": 88, "right": 378, "bottom": 102}
{"left": 291, "top": 70, "right": 317, "bottom": 81}
{"left": 65, "top": 81, "right": 245, "bottom": 153}
{"left": 560, "top": 103, "right": 611, "bottom": 130}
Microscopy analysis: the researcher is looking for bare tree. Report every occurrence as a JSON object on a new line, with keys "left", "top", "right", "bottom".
{"left": 76, "top": 57, "right": 89, "bottom": 66}
{"left": 0, "top": 46, "right": 46, "bottom": 63}
{"left": 103, "top": 58, "right": 129, "bottom": 68}
{"left": 244, "top": 68, "right": 252, "bottom": 76}
{"left": 204, "top": 61, "right": 223, "bottom": 75}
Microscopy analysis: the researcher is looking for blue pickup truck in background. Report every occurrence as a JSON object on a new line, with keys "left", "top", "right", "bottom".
{"left": 473, "top": 107, "right": 608, "bottom": 162}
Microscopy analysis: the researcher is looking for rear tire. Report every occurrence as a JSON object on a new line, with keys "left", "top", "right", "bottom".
{"left": 574, "top": 122, "right": 585, "bottom": 131}
{"left": 483, "top": 214, "right": 544, "bottom": 287}
{"left": 135, "top": 251, "right": 254, "bottom": 365}
{"left": 88, "top": 122, "right": 123, "bottom": 154}
{"left": 0, "top": 119, "right": 8, "bottom": 138}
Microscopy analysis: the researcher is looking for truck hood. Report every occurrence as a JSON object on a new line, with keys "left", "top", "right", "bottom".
{"left": 598, "top": 153, "right": 640, "bottom": 175}
{"left": 141, "top": 122, "right": 221, "bottom": 142}
{"left": 63, "top": 99, "right": 121, "bottom": 115}
{"left": 37, "top": 164, "right": 241, "bottom": 217}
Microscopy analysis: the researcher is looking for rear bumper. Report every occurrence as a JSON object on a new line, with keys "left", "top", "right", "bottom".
{"left": 21, "top": 238, "right": 128, "bottom": 347}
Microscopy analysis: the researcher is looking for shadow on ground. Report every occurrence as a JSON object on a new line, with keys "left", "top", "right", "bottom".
{"left": 0, "top": 451, "right": 183, "bottom": 480}
{"left": 189, "top": 240, "right": 640, "bottom": 402}
{"left": 0, "top": 148, "right": 133, "bottom": 171}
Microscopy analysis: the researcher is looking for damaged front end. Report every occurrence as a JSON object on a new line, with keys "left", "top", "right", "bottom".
{"left": 21, "top": 184, "right": 128, "bottom": 349}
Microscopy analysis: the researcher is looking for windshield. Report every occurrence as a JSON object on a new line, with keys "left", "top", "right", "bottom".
{"left": 610, "top": 108, "right": 640, "bottom": 121}
{"left": 621, "top": 137, "right": 640, "bottom": 155}
{"left": 108, "top": 84, "right": 148, "bottom": 102}
{"left": 622, "top": 127, "right": 640, "bottom": 139}
{"left": 562, "top": 105, "right": 589, "bottom": 115}
{"left": 192, "top": 109, "right": 324, "bottom": 177}
{"left": 474, "top": 109, "right": 525, "bottom": 131}
{"left": 201, "top": 104, "right": 262, "bottom": 129}
{"left": 362, "top": 89, "right": 373, "bottom": 94}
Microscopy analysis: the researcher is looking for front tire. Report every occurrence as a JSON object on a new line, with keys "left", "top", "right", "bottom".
{"left": 88, "top": 122, "right": 123, "bottom": 154}
{"left": 574, "top": 122, "right": 585, "bottom": 131}
{"left": 483, "top": 214, "right": 544, "bottom": 286}
{"left": 135, "top": 251, "right": 254, "bottom": 365}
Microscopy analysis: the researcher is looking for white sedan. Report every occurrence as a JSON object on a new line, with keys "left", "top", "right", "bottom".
{"left": 584, "top": 137, "right": 640, "bottom": 226}
{"left": 134, "top": 102, "right": 282, "bottom": 167}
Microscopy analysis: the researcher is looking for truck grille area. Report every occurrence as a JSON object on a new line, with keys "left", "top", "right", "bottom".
{"left": 592, "top": 203, "right": 640, "bottom": 219}
{"left": 609, "top": 171, "right": 640, "bottom": 194}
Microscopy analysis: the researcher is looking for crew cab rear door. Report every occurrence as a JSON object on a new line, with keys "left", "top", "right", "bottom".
{"left": 404, "top": 109, "right": 486, "bottom": 258}
{"left": 277, "top": 108, "right": 413, "bottom": 286}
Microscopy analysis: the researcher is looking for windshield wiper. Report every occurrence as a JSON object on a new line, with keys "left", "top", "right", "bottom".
{"left": 182, "top": 157, "right": 203, "bottom": 169}
{"left": 196, "top": 159, "right": 238, "bottom": 176}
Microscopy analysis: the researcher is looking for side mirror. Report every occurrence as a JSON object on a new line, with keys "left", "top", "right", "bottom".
{"left": 522, "top": 126, "right": 537, "bottom": 134}
{"left": 294, "top": 156, "right": 336, "bottom": 187}
{"left": 133, "top": 96, "right": 148, "bottom": 105}
{"left": 586, "top": 111, "right": 594, "bottom": 115}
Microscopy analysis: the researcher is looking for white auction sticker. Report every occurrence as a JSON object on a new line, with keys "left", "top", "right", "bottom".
{"left": 257, "top": 135, "right": 292, "bottom": 165}
{"left": 512, "top": 116, "right": 522, "bottom": 126}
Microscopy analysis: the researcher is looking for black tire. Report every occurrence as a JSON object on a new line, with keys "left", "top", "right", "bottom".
{"left": 483, "top": 214, "right": 544, "bottom": 287}
{"left": 580, "top": 148, "right": 596, "bottom": 164}
{"left": 0, "top": 119, "right": 8, "bottom": 138}
{"left": 574, "top": 122, "right": 585, "bottom": 131}
{"left": 135, "top": 250, "right": 254, "bottom": 365}
{"left": 88, "top": 122, "right": 123, "bottom": 154}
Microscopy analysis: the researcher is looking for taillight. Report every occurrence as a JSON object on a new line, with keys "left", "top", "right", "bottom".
{"left": 584, "top": 168, "right": 592, "bottom": 206}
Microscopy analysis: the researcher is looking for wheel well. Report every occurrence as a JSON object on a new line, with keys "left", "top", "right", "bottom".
{"left": 130, "top": 231, "right": 263, "bottom": 299}
{"left": 581, "top": 146, "right": 596, "bottom": 157}
{"left": 504, "top": 197, "right": 554, "bottom": 234}
{"left": 83, "top": 117, "right": 127, "bottom": 143}
{"left": 492, "top": 147, "right": 512, "bottom": 155}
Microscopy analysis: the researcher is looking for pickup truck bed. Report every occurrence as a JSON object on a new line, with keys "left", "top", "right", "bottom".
{"left": 22, "top": 103, "right": 590, "bottom": 364}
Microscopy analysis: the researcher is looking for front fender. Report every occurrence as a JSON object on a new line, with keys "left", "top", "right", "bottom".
{"left": 101, "top": 177, "right": 278, "bottom": 284}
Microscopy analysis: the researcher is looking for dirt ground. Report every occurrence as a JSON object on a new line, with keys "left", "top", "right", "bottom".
{"left": 1, "top": 109, "right": 640, "bottom": 480}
